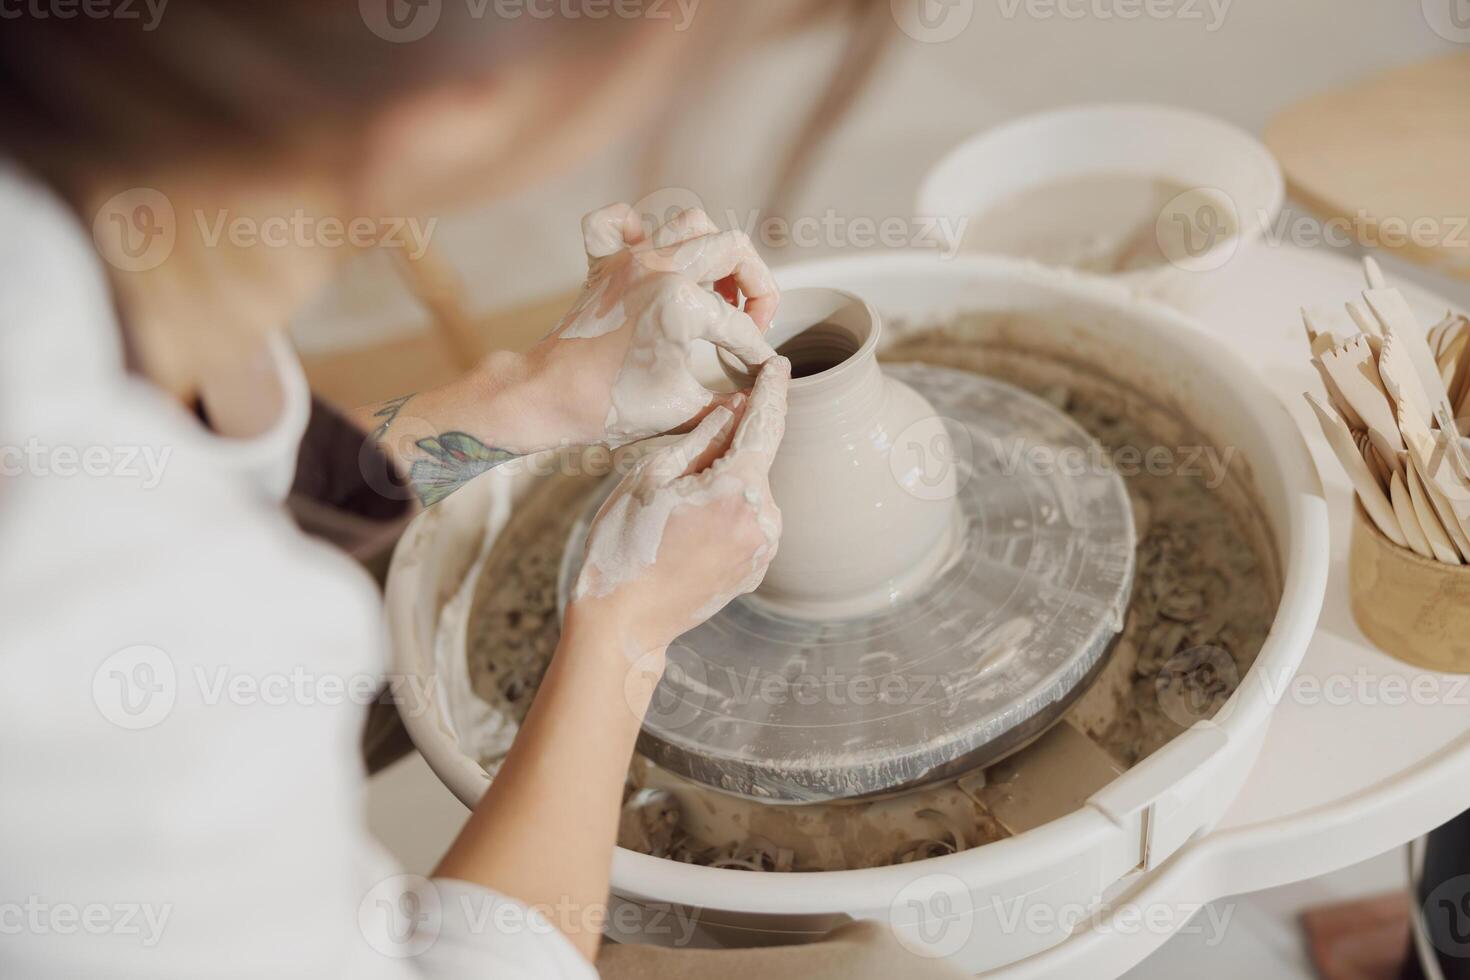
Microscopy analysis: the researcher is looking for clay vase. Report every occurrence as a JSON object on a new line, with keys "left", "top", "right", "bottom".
{"left": 723, "top": 288, "right": 959, "bottom": 618}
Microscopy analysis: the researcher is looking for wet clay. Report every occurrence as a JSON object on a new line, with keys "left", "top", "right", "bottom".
{"left": 552, "top": 203, "right": 779, "bottom": 447}
{"left": 722, "top": 288, "right": 960, "bottom": 622}
{"left": 459, "top": 319, "right": 1278, "bottom": 871}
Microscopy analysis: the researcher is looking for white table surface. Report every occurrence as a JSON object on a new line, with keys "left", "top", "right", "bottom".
{"left": 988, "top": 240, "right": 1470, "bottom": 978}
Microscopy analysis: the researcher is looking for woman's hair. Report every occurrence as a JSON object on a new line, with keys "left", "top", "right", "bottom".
{"left": 0, "top": 0, "right": 889, "bottom": 207}
{"left": 0, "top": 5, "right": 602, "bottom": 179}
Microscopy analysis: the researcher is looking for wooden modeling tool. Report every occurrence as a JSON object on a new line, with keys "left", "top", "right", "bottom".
{"left": 1365, "top": 288, "right": 1454, "bottom": 418}
{"left": 1317, "top": 335, "right": 1403, "bottom": 459}
{"left": 1390, "top": 469, "right": 1433, "bottom": 559}
{"left": 1346, "top": 301, "right": 1383, "bottom": 338}
{"left": 1402, "top": 406, "right": 1470, "bottom": 549}
{"left": 1376, "top": 321, "right": 1435, "bottom": 424}
{"left": 1405, "top": 460, "right": 1460, "bottom": 564}
{"left": 1304, "top": 392, "right": 1407, "bottom": 547}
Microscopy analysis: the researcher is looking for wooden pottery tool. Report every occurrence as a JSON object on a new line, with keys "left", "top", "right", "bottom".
{"left": 1304, "top": 392, "right": 1406, "bottom": 547}
{"left": 1389, "top": 469, "right": 1433, "bottom": 560}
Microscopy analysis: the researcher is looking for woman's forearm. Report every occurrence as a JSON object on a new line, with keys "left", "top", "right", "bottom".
{"left": 351, "top": 350, "right": 587, "bottom": 506}
{"left": 433, "top": 603, "right": 662, "bottom": 961}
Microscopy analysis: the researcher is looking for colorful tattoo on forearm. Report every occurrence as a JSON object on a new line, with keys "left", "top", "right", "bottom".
{"left": 408, "top": 432, "right": 519, "bottom": 506}
{"left": 370, "top": 394, "right": 414, "bottom": 441}
{"left": 367, "top": 393, "right": 522, "bottom": 507}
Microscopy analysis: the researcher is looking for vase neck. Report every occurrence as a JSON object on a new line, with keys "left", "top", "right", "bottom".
{"left": 782, "top": 348, "right": 885, "bottom": 440}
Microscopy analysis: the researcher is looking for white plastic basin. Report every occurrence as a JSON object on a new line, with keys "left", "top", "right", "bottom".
{"left": 385, "top": 253, "right": 1328, "bottom": 973}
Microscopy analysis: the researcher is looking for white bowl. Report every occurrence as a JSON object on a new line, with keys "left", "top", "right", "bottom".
{"left": 916, "top": 104, "right": 1284, "bottom": 309}
{"left": 385, "top": 253, "right": 1327, "bottom": 973}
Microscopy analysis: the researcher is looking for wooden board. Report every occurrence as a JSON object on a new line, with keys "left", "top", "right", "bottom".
{"left": 1265, "top": 53, "right": 1470, "bottom": 281}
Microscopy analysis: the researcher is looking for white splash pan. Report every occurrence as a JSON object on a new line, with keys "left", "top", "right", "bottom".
{"left": 916, "top": 104, "right": 1285, "bottom": 311}
{"left": 386, "top": 253, "right": 1329, "bottom": 973}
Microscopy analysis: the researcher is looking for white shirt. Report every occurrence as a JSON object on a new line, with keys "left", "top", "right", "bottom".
{"left": 0, "top": 163, "right": 596, "bottom": 980}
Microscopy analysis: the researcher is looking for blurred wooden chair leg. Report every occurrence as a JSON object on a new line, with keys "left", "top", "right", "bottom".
{"left": 1302, "top": 892, "right": 1411, "bottom": 980}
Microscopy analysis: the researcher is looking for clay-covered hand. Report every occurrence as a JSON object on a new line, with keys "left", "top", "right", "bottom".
{"left": 530, "top": 203, "right": 780, "bottom": 448}
{"left": 568, "top": 356, "right": 791, "bottom": 657}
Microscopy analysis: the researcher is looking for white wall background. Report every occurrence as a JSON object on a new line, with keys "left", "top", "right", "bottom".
{"left": 295, "top": 0, "right": 1463, "bottom": 353}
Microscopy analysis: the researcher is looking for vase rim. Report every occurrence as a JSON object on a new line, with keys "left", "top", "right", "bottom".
{"left": 720, "top": 286, "right": 879, "bottom": 390}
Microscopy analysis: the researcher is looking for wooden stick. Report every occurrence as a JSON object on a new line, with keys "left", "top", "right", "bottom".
{"left": 1319, "top": 335, "right": 1403, "bottom": 457}
{"left": 1363, "top": 255, "right": 1388, "bottom": 290}
{"left": 392, "top": 245, "right": 486, "bottom": 371}
{"left": 1346, "top": 301, "right": 1382, "bottom": 338}
{"left": 1305, "top": 393, "right": 1407, "bottom": 548}
{"left": 1391, "top": 468, "right": 1433, "bottom": 559}
{"left": 1406, "top": 458, "right": 1461, "bottom": 564}
{"left": 1377, "top": 321, "right": 1436, "bottom": 422}
{"left": 1365, "top": 288, "right": 1454, "bottom": 419}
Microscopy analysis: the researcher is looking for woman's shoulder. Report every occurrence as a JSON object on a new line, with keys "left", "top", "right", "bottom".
{"left": 0, "top": 161, "right": 128, "bottom": 423}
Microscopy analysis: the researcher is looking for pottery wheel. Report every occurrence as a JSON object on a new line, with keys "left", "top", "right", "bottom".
{"left": 557, "top": 364, "right": 1135, "bottom": 802}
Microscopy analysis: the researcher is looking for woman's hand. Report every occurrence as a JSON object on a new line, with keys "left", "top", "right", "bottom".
{"left": 529, "top": 203, "right": 780, "bottom": 448}
{"left": 436, "top": 357, "right": 788, "bottom": 958}
{"left": 567, "top": 354, "right": 791, "bottom": 659}
{"left": 353, "top": 204, "right": 778, "bottom": 506}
